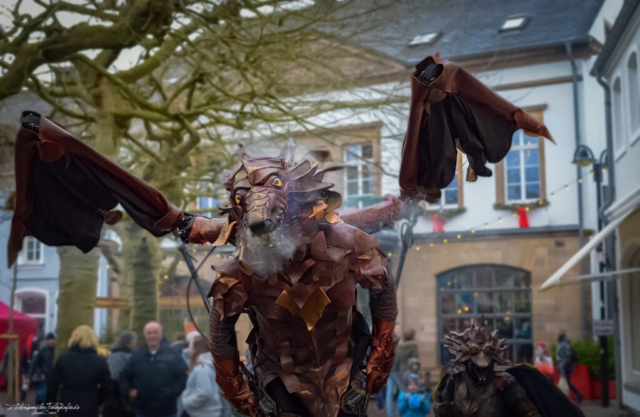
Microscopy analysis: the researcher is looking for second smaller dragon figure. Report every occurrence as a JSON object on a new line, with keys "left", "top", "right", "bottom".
{"left": 434, "top": 319, "right": 585, "bottom": 417}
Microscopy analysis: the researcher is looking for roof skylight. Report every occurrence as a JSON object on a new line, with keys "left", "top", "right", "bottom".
{"left": 409, "top": 32, "right": 441, "bottom": 46}
{"left": 500, "top": 15, "right": 529, "bottom": 32}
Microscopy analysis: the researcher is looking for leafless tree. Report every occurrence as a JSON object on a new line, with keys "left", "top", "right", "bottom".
{"left": 0, "top": 0, "right": 408, "bottom": 344}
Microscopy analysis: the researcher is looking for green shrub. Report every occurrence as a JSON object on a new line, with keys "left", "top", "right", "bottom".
{"left": 571, "top": 337, "right": 615, "bottom": 380}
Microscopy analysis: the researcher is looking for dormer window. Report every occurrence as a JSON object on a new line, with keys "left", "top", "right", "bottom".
{"left": 500, "top": 15, "right": 530, "bottom": 32}
{"left": 409, "top": 31, "right": 441, "bottom": 46}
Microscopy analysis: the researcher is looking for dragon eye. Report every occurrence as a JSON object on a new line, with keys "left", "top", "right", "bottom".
{"left": 271, "top": 177, "right": 283, "bottom": 188}
{"left": 483, "top": 346, "right": 494, "bottom": 353}
{"left": 469, "top": 347, "right": 479, "bottom": 355}
{"left": 234, "top": 194, "right": 242, "bottom": 205}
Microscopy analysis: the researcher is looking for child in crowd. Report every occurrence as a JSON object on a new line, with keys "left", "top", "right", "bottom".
{"left": 398, "top": 373, "right": 431, "bottom": 417}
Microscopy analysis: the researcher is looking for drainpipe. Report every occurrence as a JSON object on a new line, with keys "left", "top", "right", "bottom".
{"left": 595, "top": 72, "right": 622, "bottom": 407}
{"left": 565, "top": 42, "right": 588, "bottom": 342}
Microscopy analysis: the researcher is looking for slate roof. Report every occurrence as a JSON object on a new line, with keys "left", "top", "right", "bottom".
{"left": 345, "top": 0, "right": 605, "bottom": 66}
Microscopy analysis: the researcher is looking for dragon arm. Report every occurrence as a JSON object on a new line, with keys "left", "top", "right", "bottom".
{"left": 172, "top": 213, "right": 232, "bottom": 245}
{"left": 360, "top": 248, "right": 398, "bottom": 394}
{"left": 208, "top": 278, "right": 258, "bottom": 417}
{"left": 339, "top": 194, "right": 403, "bottom": 235}
{"left": 210, "top": 308, "right": 258, "bottom": 417}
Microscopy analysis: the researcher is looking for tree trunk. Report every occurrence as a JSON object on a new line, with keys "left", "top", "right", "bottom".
{"left": 116, "top": 262, "right": 132, "bottom": 332}
{"left": 55, "top": 246, "right": 101, "bottom": 356}
{"left": 94, "top": 77, "right": 121, "bottom": 155}
{"left": 120, "top": 221, "right": 163, "bottom": 338}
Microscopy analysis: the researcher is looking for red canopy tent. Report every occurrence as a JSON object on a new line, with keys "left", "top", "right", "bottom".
{"left": 0, "top": 301, "right": 38, "bottom": 387}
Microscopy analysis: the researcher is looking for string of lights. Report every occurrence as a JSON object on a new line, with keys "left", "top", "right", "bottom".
{"left": 398, "top": 166, "right": 605, "bottom": 254}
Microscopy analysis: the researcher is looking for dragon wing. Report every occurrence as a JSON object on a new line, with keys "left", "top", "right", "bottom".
{"left": 8, "top": 113, "right": 181, "bottom": 267}
{"left": 400, "top": 55, "right": 552, "bottom": 203}
{"left": 507, "top": 364, "right": 585, "bottom": 417}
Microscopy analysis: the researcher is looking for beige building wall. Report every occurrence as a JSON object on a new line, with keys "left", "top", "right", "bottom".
{"left": 396, "top": 230, "right": 587, "bottom": 372}
{"left": 291, "top": 122, "right": 383, "bottom": 199}
{"left": 617, "top": 206, "right": 640, "bottom": 403}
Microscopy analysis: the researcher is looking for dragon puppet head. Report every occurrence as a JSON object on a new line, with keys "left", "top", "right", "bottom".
{"left": 220, "top": 141, "right": 342, "bottom": 236}
{"left": 216, "top": 141, "right": 344, "bottom": 276}
{"left": 443, "top": 316, "right": 509, "bottom": 383}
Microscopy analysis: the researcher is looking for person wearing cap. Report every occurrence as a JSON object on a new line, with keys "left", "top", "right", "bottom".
{"left": 397, "top": 373, "right": 431, "bottom": 417}
{"left": 27, "top": 332, "right": 56, "bottom": 405}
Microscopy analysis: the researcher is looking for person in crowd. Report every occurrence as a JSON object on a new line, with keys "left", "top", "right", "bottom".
{"left": 557, "top": 331, "right": 584, "bottom": 404}
{"left": 397, "top": 329, "right": 420, "bottom": 376}
{"left": 397, "top": 373, "right": 431, "bottom": 417}
{"left": 0, "top": 334, "right": 36, "bottom": 402}
{"left": 181, "top": 331, "right": 200, "bottom": 365}
{"left": 170, "top": 332, "right": 186, "bottom": 353}
{"left": 26, "top": 332, "right": 56, "bottom": 406}
{"left": 402, "top": 358, "right": 423, "bottom": 388}
{"left": 180, "top": 335, "right": 224, "bottom": 417}
{"left": 515, "top": 321, "right": 533, "bottom": 363}
{"left": 534, "top": 341, "right": 554, "bottom": 379}
{"left": 119, "top": 321, "right": 188, "bottom": 417}
{"left": 103, "top": 331, "right": 137, "bottom": 417}
{"left": 46, "top": 325, "right": 111, "bottom": 416}
{"left": 19, "top": 333, "right": 38, "bottom": 401}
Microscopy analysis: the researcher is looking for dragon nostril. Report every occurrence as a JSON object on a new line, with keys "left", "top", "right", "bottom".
{"left": 263, "top": 219, "right": 275, "bottom": 231}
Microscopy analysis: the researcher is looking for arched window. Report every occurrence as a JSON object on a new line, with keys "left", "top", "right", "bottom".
{"left": 612, "top": 77, "right": 625, "bottom": 154}
{"left": 15, "top": 288, "right": 49, "bottom": 335}
{"left": 627, "top": 52, "right": 640, "bottom": 138}
{"left": 437, "top": 264, "right": 533, "bottom": 365}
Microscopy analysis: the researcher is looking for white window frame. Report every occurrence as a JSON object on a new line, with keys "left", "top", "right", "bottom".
{"left": 344, "top": 144, "right": 374, "bottom": 208}
{"left": 18, "top": 236, "right": 44, "bottom": 266}
{"left": 428, "top": 170, "right": 460, "bottom": 210}
{"left": 612, "top": 74, "right": 627, "bottom": 160}
{"left": 14, "top": 287, "right": 49, "bottom": 334}
{"left": 505, "top": 130, "right": 541, "bottom": 204}
{"left": 626, "top": 47, "right": 640, "bottom": 146}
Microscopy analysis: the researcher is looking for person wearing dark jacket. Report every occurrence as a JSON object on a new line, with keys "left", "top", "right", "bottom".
{"left": 103, "top": 331, "right": 137, "bottom": 417}
{"left": 46, "top": 326, "right": 111, "bottom": 416}
{"left": 557, "top": 332, "right": 584, "bottom": 404}
{"left": 119, "top": 322, "right": 187, "bottom": 417}
{"left": 27, "top": 332, "right": 56, "bottom": 405}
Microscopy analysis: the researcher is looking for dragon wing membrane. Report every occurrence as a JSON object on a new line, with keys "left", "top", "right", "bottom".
{"left": 400, "top": 55, "right": 553, "bottom": 203}
{"left": 8, "top": 115, "right": 182, "bottom": 267}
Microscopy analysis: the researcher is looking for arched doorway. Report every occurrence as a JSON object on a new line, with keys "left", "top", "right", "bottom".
{"left": 436, "top": 264, "right": 533, "bottom": 365}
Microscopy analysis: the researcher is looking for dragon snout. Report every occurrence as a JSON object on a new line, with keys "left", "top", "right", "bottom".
{"left": 248, "top": 219, "right": 277, "bottom": 236}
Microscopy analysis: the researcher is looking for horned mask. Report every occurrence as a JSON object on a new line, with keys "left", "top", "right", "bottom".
{"left": 444, "top": 317, "right": 509, "bottom": 382}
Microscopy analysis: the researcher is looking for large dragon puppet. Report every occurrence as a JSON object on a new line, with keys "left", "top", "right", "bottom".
{"left": 8, "top": 56, "right": 551, "bottom": 417}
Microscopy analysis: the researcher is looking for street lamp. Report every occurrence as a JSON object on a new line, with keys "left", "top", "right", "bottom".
{"left": 572, "top": 144, "right": 609, "bottom": 407}
{"left": 573, "top": 146, "right": 608, "bottom": 229}
{"left": 573, "top": 144, "right": 596, "bottom": 167}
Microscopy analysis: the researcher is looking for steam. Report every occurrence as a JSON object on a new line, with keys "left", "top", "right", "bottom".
{"left": 238, "top": 226, "right": 301, "bottom": 277}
